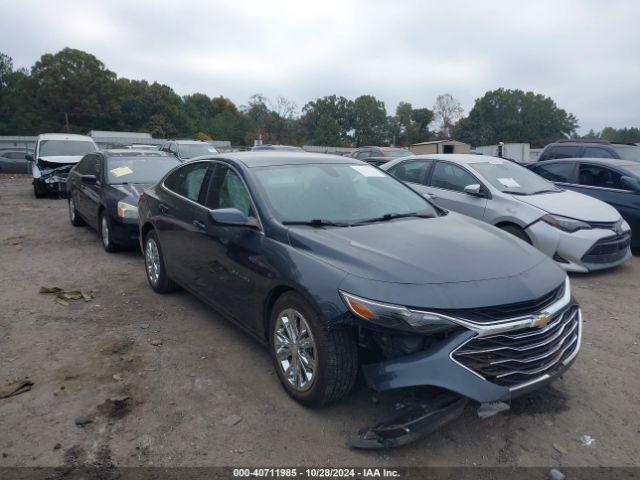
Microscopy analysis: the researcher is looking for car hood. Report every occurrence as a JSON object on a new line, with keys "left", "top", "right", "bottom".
{"left": 110, "top": 183, "right": 153, "bottom": 204}
{"left": 512, "top": 189, "right": 620, "bottom": 222}
{"left": 287, "top": 212, "right": 551, "bottom": 285}
{"left": 38, "top": 155, "right": 84, "bottom": 164}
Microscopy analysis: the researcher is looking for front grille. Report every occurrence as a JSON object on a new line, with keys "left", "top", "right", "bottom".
{"left": 452, "top": 306, "right": 580, "bottom": 388}
{"left": 431, "top": 283, "right": 565, "bottom": 324}
{"left": 582, "top": 233, "right": 630, "bottom": 264}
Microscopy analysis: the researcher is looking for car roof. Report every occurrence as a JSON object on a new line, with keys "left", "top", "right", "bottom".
{"left": 532, "top": 157, "right": 637, "bottom": 168}
{"left": 406, "top": 153, "right": 506, "bottom": 165}
{"left": 173, "top": 140, "right": 209, "bottom": 144}
{"left": 37, "top": 133, "right": 95, "bottom": 141}
{"left": 202, "top": 151, "right": 362, "bottom": 168}
{"left": 101, "top": 149, "right": 174, "bottom": 158}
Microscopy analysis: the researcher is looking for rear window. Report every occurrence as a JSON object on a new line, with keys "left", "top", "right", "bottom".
{"left": 39, "top": 140, "right": 97, "bottom": 157}
{"left": 614, "top": 145, "right": 640, "bottom": 162}
{"left": 107, "top": 156, "right": 180, "bottom": 184}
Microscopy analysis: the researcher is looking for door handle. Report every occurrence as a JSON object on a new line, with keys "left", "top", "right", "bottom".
{"left": 159, "top": 203, "right": 169, "bottom": 214}
{"left": 192, "top": 220, "right": 206, "bottom": 230}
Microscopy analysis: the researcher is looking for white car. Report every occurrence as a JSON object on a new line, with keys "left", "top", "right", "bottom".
{"left": 28, "top": 133, "right": 98, "bottom": 197}
{"left": 382, "top": 154, "right": 632, "bottom": 272}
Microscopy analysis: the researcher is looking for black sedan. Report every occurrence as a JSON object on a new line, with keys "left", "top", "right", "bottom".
{"left": 66, "top": 150, "right": 180, "bottom": 252}
{"left": 138, "top": 152, "right": 579, "bottom": 412}
{"left": 528, "top": 158, "right": 640, "bottom": 248}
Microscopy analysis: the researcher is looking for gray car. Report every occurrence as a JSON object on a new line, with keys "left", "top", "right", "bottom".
{"left": 382, "top": 154, "right": 632, "bottom": 272}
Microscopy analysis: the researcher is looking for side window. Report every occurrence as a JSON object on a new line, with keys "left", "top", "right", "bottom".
{"left": 170, "top": 143, "right": 178, "bottom": 154}
{"left": 430, "top": 162, "right": 478, "bottom": 192}
{"left": 579, "top": 164, "right": 622, "bottom": 189}
{"left": 532, "top": 163, "right": 575, "bottom": 182}
{"left": 388, "top": 160, "right": 431, "bottom": 184}
{"left": 164, "top": 162, "right": 209, "bottom": 202}
{"left": 544, "top": 146, "right": 581, "bottom": 160}
{"left": 583, "top": 147, "right": 615, "bottom": 159}
{"left": 203, "top": 164, "right": 254, "bottom": 217}
{"left": 74, "top": 156, "right": 90, "bottom": 174}
{"left": 355, "top": 150, "right": 371, "bottom": 159}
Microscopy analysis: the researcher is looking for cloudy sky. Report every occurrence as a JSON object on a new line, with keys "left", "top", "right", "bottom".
{"left": 2, "top": 0, "right": 639, "bottom": 132}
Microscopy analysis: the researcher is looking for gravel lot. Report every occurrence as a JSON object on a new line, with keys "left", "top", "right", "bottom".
{"left": 1, "top": 175, "right": 639, "bottom": 469}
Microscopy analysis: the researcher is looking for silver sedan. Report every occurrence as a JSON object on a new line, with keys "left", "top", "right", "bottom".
{"left": 382, "top": 154, "right": 632, "bottom": 272}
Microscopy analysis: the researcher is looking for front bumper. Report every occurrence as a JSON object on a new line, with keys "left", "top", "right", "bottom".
{"left": 110, "top": 216, "right": 140, "bottom": 247}
{"left": 362, "top": 281, "right": 581, "bottom": 404}
{"left": 525, "top": 219, "right": 632, "bottom": 272}
{"left": 34, "top": 177, "right": 68, "bottom": 196}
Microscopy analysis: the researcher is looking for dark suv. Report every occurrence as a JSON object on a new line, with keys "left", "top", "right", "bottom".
{"left": 537, "top": 139, "right": 640, "bottom": 163}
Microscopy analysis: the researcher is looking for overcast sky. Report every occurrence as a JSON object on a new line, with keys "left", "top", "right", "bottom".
{"left": 2, "top": 0, "right": 639, "bottom": 132}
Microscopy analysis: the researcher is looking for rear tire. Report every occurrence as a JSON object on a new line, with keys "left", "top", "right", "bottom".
{"left": 269, "top": 292, "right": 358, "bottom": 407}
{"left": 68, "top": 197, "right": 85, "bottom": 226}
{"left": 99, "top": 212, "right": 119, "bottom": 252}
{"left": 500, "top": 224, "right": 532, "bottom": 244}
{"left": 143, "top": 229, "right": 178, "bottom": 293}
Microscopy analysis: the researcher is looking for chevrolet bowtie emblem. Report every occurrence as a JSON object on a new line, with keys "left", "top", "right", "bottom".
{"left": 533, "top": 313, "right": 552, "bottom": 328}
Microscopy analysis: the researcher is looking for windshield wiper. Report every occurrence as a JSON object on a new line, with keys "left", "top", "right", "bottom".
{"left": 530, "top": 189, "right": 561, "bottom": 194}
{"left": 356, "top": 212, "right": 433, "bottom": 224}
{"left": 282, "top": 219, "right": 351, "bottom": 227}
{"left": 502, "top": 190, "right": 528, "bottom": 195}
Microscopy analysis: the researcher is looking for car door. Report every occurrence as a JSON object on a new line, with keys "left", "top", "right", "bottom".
{"left": 194, "top": 162, "right": 268, "bottom": 332}
{"left": 426, "top": 161, "right": 488, "bottom": 219}
{"left": 75, "top": 153, "right": 102, "bottom": 228}
{"left": 155, "top": 161, "right": 211, "bottom": 283}
{"left": 573, "top": 163, "right": 639, "bottom": 229}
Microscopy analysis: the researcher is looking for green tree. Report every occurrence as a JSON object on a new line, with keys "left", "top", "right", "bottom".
{"left": 300, "top": 95, "right": 355, "bottom": 145}
{"left": 353, "top": 95, "right": 388, "bottom": 146}
{"left": 454, "top": 89, "right": 579, "bottom": 147}
{"left": 600, "top": 127, "right": 640, "bottom": 143}
{"left": 29, "top": 48, "right": 119, "bottom": 132}
{"left": 391, "top": 102, "right": 433, "bottom": 146}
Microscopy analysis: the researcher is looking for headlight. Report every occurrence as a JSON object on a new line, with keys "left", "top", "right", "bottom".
{"left": 117, "top": 201, "right": 138, "bottom": 219}
{"left": 340, "top": 291, "right": 455, "bottom": 332}
{"left": 541, "top": 214, "right": 590, "bottom": 233}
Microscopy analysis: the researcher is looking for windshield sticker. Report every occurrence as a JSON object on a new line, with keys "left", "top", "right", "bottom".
{"left": 110, "top": 166, "right": 134, "bottom": 177}
{"left": 497, "top": 177, "right": 520, "bottom": 188}
{"left": 207, "top": 147, "right": 216, "bottom": 152}
{"left": 351, "top": 165, "right": 386, "bottom": 177}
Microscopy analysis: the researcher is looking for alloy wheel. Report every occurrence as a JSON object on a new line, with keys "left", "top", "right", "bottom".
{"left": 273, "top": 308, "right": 317, "bottom": 391}
{"left": 145, "top": 237, "right": 161, "bottom": 286}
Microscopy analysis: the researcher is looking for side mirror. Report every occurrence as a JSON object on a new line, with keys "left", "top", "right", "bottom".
{"left": 620, "top": 176, "right": 640, "bottom": 193}
{"left": 209, "top": 208, "right": 258, "bottom": 228}
{"left": 464, "top": 184, "right": 482, "bottom": 196}
{"left": 81, "top": 174, "right": 97, "bottom": 185}
{"left": 25, "top": 153, "right": 34, "bottom": 162}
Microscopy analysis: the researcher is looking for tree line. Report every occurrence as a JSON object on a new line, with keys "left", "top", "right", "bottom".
{"left": 1, "top": 48, "right": 637, "bottom": 147}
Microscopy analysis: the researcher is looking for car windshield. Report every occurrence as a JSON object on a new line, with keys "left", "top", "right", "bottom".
{"left": 614, "top": 145, "right": 640, "bottom": 162}
{"left": 107, "top": 156, "right": 180, "bottom": 184}
{"left": 39, "top": 140, "right": 97, "bottom": 157}
{"left": 178, "top": 143, "right": 217, "bottom": 159}
{"left": 470, "top": 160, "right": 561, "bottom": 195}
{"left": 384, "top": 149, "right": 413, "bottom": 158}
{"left": 252, "top": 163, "right": 437, "bottom": 224}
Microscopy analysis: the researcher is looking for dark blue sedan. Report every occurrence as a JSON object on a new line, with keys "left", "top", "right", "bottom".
{"left": 138, "top": 152, "right": 580, "bottom": 413}
{"left": 66, "top": 150, "right": 180, "bottom": 251}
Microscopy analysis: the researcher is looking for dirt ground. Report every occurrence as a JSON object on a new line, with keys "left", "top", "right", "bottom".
{"left": 1, "top": 175, "right": 639, "bottom": 469}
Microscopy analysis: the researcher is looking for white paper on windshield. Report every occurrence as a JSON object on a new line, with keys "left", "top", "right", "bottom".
{"left": 497, "top": 177, "right": 520, "bottom": 188}
{"left": 111, "top": 166, "right": 133, "bottom": 177}
{"left": 207, "top": 147, "right": 216, "bottom": 152}
{"left": 351, "top": 165, "right": 386, "bottom": 177}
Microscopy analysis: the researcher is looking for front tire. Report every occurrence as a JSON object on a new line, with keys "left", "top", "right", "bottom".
{"left": 143, "top": 229, "right": 178, "bottom": 293}
{"left": 33, "top": 182, "right": 45, "bottom": 199}
{"left": 269, "top": 292, "right": 358, "bottom": 407}
{"left": 500, "top": 224, "right": 532, "bottom": 244}
{"left": 68, "top": 197, "right": 85, "bottom": 226}
{"left": 99, "top": 212, "right": 119, "bottom": 252}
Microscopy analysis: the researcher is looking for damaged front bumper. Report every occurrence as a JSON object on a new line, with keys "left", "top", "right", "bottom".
{"left": 34, "top": 164, "right": 74, "bottom": 196}
{"left": 361, "top": 279, "right": 581, "bottom": 404}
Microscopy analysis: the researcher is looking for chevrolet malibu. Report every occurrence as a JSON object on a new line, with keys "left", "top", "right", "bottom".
{"left": 138, "top": 152, "right": 581, "bottom": 410}
{"left": 383, "top": 154, "right": 632, "bottom": 272}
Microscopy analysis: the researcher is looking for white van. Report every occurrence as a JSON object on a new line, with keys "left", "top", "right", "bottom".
{"left": 28, "top": 133, "right": 98, "bottom": 198}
